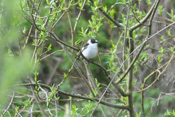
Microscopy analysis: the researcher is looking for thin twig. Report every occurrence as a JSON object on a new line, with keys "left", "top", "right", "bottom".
{"left": 66, "top": 1, "right": 75, "bottom": 47}
{"left": 49, "top": 31, "right": 79, "bottom": 51}
{"left": 17, "top": 83, "right": 129, "bottom": 110}
{"left": 1, "top": 92, "right": 15, "bottom": 116}
{"left": 29, "top": 79, "right": 48, "bottom": 117}
{"left": 90, "top": 0, "right": 122, "bottom": 28}
{"left": 74, "top": 0, "right": 87, "bottom": 32}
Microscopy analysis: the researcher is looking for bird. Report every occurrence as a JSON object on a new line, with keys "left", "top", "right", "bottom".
{"left": 81, "top": 39, "right": 98, "bottom": 59}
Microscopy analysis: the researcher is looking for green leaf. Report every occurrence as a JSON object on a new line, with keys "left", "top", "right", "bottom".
{"left": 69, "top": 96, "right": 72, "bottom": 100}
{"left": 7, "top": 48, "right": 14, "bottom": 56}
{"left": 169, "top": 47, "right": 174, "bottom": 53}
{"left": 79, "top": 2, "right": 82, "bottom": 8}
{"left": 164, "top": 110, "right": 171, "bottom": 116}
{"left": 167, "top": 29, "right": 172, "bottom": 36}
{"left": 140, "top": 84, "right": 144, "bottom": 88}
{"left": 47, "top": 44, "right": 52, "bottom": 51}
{"left": 160, "top": 36, "right": 165, "bottom": 42}
{"left": 159, "top": 46, "right": 164, "bottom": 54}
{"left": 146, "top": 0, "right": 151, "bottom": 6}
{"left": 158, "top": 5, "right": 163, "bottom": 15}
{"left": 64, "top": 73, "right": 67, "bottom": 78}
{"left": 173, "top": 110, "right": 175, "bottom": 115}
{"left": 109, "top": 9, "right": 116, "bottom": 18}
{"left": 157, "top": 55, "right": 162, "bottom": 63}
{"left": 46, "top": 0, "right": 50, "bottom": 6}
{"left": 56, "top": 97, "right": 60, "bottom": 100}
{"left": 103, "top": 6, "right": 107, "bottom": 12}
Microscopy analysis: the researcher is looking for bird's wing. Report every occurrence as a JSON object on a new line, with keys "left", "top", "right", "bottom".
{"left": 81, "top": 42, "right": 89, "bottom": 52}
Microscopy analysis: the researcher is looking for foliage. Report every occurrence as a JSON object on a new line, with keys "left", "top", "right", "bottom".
{"left": 0, "top": 0, "right": 175, "bottom": 116}
{"left": 0, "top": 0, "right": 33, "bottom": 112}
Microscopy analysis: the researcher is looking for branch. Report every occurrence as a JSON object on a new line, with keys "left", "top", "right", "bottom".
{"left": 74, "top": 0, "right": 87, "bottom": 31}
{"left": 17, "top": 83, "right": 129, "bottom": 110}
{"left": 129, "top": 0, "right": 159, "bottom": 35}
{"left": 49, "top": 31, "right": 79, "bottom": 51}
{"left": 1, "top": 92, "right": 15, "bottom": 116}
{"left": 28, "top": 79, "right": 48, "bottom": 117}
{"left": 127, "top": 0, "right": 161, "bottom": 116}
{"left": 64, "top": 47, "right": 96, "bottom": 97}
{"left": 79, "top": 52, "right": 129, "bottom": 96}
{"left": 140, "top": 1, "right": 161, "bottom": 116}
{"left": 116, "top": 0, "right": 161, "bottom": 84}
{"left": 89, "top": 0, "right": 122, "bottom": 28}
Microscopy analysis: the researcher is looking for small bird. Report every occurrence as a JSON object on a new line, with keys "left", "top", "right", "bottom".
{"left": 81, "top": 39, "right": 98, "bottom": 59}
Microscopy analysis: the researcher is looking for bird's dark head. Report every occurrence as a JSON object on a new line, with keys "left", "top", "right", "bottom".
{"left": 90, "top": 39, "right": 98, "bottom": 44}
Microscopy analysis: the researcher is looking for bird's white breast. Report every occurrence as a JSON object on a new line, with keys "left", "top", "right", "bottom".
{"left": 82, "top": 43, "right": 98, "bottom": 59}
